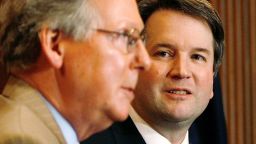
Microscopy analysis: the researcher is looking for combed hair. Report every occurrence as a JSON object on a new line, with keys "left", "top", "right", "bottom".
{"left": 139, "top": 0, "right": 224, "bottom": 75}
{"left": 0, "top": 0, "right": 99, "bottom": 71}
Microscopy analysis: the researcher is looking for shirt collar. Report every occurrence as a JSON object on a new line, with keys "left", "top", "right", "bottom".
{"left": 129, "top": 106, "right": 189, "bottom": 144}
{"left": 41, "top": 96, "right": 79, "bottom": 144}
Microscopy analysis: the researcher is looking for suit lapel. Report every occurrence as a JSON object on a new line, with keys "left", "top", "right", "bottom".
{"left": 81, "top": 116, "right": 146, "bottom": 144}
{"left": 2, "top": 76, "right": 66, "bottom": 143}
{"left": 112, "top": 117, "right": 146, "bottom": 144}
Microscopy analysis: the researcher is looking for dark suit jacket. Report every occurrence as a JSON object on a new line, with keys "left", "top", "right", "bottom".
{"left": 189, "top": 75, "right": 227, "bottom": 144}
{"left": 82, "top": 117, "right": 146, "bottom": 144}
{"left": 82, "top": 75, "right": 227, "bottom": 144}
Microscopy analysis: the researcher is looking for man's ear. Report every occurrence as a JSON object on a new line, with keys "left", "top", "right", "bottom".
{"left": 210, "top": 73, "right": 215, "bottom": 99}
{"left": 38, "top": 27, "right": 64, "bottom": 69}
{"left": 210, "top": 91, "right": 214, "bottom": 99}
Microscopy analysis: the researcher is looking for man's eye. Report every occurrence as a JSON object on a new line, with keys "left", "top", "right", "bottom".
{"left": 153, "top": 51, "right": 173, "bottom": 58}
{"left": 108, "top": 32, "right": 125, "bottom": 41}
{"left": 191, "top": 54, "right": 207, "bottom": 62}
{"left": 113, "top": 33, "right": 128, "bottom": 43}
{"left": 127, "top": 37, "right": 137, "bottom": 47}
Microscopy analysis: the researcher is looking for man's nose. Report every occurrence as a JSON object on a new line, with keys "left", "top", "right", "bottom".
{"left": 131, "top": 40, "right": 151, "bottom": 71}
{"left": 167, "top": 56, "right": 191, "bottom": 80}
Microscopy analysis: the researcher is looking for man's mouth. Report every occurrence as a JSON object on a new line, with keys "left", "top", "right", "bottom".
{"left": 168, "top": 89, "right": 192, "bottom": 95}
{"left": 122, "top": 86, "right": 134, "bottom": 92}
{"left": 122, "top": 86, "right": 135, "bottom": 99}
{"left": 164, "top": 88, "right": 192, "bottom": 100}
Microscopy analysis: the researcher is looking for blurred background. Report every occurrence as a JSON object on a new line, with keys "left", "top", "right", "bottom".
{"left": 210, "top": 0, "right": 256, "bottom": 144}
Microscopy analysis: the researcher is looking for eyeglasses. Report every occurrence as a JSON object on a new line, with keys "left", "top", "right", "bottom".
{"left": 95, "top": 28, "right": 145, "bottom": 54}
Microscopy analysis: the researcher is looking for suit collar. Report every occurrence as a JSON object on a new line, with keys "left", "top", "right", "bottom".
{"left": 2, "top": 76, "right": 66, "bottom": 143}
{"left": 111, "top": 117, "right": 146, "bottom": 144}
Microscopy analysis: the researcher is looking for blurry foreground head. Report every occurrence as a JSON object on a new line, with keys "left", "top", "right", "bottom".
{"left": 0, "top": 0, "right": 150, "bottom": 140}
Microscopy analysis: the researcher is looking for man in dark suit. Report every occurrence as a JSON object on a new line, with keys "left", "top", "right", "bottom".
{"left": 189, "top": 74, "right": 227, "bottom": 144}
{"left": 82, "top": 0, "right": 226, "bottom": 143}
{"left": 83, "top": 76, "right": 227, "bottom": 144}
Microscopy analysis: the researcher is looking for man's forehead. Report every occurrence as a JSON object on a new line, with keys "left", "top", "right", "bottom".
{"left": 90, "top": 0, "right": 144, "bottom": 31}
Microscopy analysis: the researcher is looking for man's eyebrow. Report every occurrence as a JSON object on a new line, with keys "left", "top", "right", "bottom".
{"left": 192, "top": 47, "right": 211, "bottom": 55}
{"left": 152, "top": 43, "right": 176, "bottom": 49}
{"left": 152, "top": 43, "right": 212, "bottom": 54}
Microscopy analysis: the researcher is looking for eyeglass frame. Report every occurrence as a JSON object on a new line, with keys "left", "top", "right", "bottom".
{"left": 94, "top": 28, "right": 146, "bottom": 54}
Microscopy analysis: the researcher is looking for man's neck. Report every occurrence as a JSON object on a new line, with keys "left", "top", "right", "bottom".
{"left": 129, "top": 106, "right": 190, "bottom": 144}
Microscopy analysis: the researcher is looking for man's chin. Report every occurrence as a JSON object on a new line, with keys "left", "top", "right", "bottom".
{"left": 109, "top": 109, "right": 129, "bottom": 122}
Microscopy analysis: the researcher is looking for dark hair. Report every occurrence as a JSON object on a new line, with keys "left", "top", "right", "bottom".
{"left": 139, "top": 0, "right": 224, "bottom": 75}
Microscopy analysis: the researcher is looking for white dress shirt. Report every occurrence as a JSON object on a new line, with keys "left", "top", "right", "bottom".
{"left": 129, "top": 107, "right": 189, "bottom": 144}
{"left": 42, "top": 96, "right": 79, "bottom": 144}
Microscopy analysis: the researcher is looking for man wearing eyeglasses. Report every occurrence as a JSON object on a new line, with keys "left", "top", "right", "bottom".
{"left": 0, "top": 0, "right": 150, "bottom": 143}
{"left": 82, "top": 0, "right": 225, "bottom": 144}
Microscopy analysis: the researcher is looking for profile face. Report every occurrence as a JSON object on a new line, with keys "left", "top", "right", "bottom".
{"left": 133, "top": 9, "right": 214, "bottom": 125}
{"left": 57, "top": 0, "right": 150, "bottom": 136}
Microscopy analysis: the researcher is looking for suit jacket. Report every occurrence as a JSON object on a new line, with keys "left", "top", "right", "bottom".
{"left": 0, "top": 76, "right": 66, "bottom": 144}
{"left": 82, "top": 116, "right": 146, "bottom": 144}
{"left": 82, "top": 76, "right": 227, "bottom": 144}
{"left": 189, "top": 74, "right": 227, "bottom": 144}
